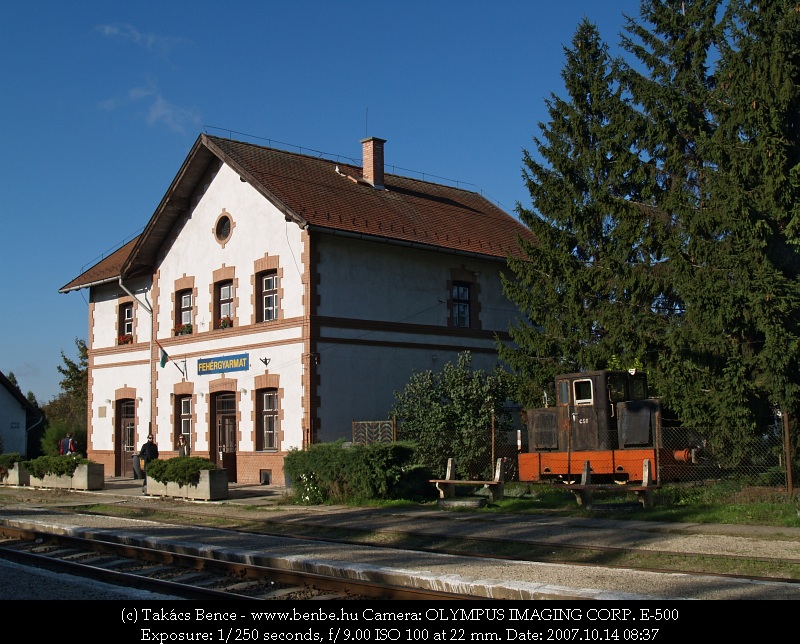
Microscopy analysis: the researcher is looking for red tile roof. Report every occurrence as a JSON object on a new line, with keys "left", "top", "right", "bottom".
{"left": 60, "top": 134, "right": 534, "bottom": 292}
{"left": 59, "top": 237, "right": 139, "bottom": 293}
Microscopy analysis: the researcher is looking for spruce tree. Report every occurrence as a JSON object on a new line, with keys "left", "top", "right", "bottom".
{"left": 504, "top": 0, "right": 800, "bottom": 468}
{"left": 701, "top": 0, "right": 800, "bottom": 461}
{"left": 501, "top": 19, "right": 657, "bottom": 406}
{"left": 623, "top": 0, "right": 800, "bottom": 463}
{"left": 619, "top": 0, "right": 731, "bottom": 427}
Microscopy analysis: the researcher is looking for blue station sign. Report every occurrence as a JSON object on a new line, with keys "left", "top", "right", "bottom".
{"left": 197, "top": 353, "right": 249, "bottom": 376}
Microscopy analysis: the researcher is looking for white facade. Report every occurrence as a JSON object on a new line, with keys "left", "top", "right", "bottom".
{"left": 63, "top": 134, "right": 530, "bottom": 485}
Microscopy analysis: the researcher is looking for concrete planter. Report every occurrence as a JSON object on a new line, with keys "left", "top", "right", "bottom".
{"left": 29, "top": 463, "right": 105, "bottom": 490}
{"left": 148, "top": 469, "right": 228, "bottom": 501}
{"left": 0, "top": 462, "right": 30, "bottom": 486}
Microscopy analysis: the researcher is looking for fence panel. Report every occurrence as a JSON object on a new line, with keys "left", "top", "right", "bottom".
{"left": 352, "top": 419, "right": 396, "bottom": 446}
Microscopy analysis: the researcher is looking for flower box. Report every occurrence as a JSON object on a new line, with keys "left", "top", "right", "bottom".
{"left": 29, "top": 463, "right": 105, "bottom": 490}
{"left": 174, "top": 324, "right": 193, "bottom": 336}
{"left": 0, "top": 462, "right": 30, "bottom": 486}
{"left": 118, "top": 334, "right": 133, "bottom": 345}
{"left": 147, "top": 469, "right": 228, "bottom": 501}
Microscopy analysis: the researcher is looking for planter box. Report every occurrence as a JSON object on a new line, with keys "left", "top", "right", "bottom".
{"left": 29, "top": 463, "right": 105, "bottom": 491}
{"left": 148, "top": 469, "right": 228, "bottom": 501}
{"left": 0, "top": 462, "right": 30, "bottom": 486}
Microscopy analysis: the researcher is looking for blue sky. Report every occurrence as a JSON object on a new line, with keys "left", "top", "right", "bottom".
{"left": 2, "top": 1, "right": 641, "bottom": 404}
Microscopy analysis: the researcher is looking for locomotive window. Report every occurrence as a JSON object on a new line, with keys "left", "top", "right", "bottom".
{"left": 629, "top": 376, "right": 647, "bottom": 400}
{"left": 557, "top": 380, "right": 570, "bottom": 405}
{"left": 608, "top": 375, "right": 627, "bottom": 402}
{"left": 573, "top": 380, "right": 593, "bottom": 405}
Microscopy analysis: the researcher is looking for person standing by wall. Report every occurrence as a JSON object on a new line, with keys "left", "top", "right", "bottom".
{"left": 139, "top": 434, "right": 159, "bottom": 494}
{"left": 177, "top": 435, "right": 191, "bottom": 457}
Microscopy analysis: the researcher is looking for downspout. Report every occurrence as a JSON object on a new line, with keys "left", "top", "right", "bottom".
{"left": 118, "top": 277, "right": 154, "bottom": 435}
{"left": 25, "top": 412, "right": 45, "bottom": 458}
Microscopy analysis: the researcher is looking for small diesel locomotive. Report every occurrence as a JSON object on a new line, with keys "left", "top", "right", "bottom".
{"left": 519, "top": 370, "right": 697, "bottom": 484}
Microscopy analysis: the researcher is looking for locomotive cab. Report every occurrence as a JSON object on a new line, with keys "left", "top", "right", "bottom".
{"left": 521, "top": 370, "right": 662, "bottom": 483}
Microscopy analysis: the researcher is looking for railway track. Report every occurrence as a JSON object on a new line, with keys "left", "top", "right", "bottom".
{"left": 0, "top": 527, "right": 481, "bottom": 601}
{"left": 69, "top": 501, "right": 800, "bottom": 583}
{"left": 1, "top": 486, "right": 799, "bottom": 599}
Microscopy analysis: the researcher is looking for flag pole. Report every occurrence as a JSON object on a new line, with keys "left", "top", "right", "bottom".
{"left": 155, "top": 339, "right": 185, "bottom": 377}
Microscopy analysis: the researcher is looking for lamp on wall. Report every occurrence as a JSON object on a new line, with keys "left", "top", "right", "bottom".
{"left": 105, "top": 399, "right": 112, "bottom": 404}
{"left": 137, "top": 397, "right": 143, "bottom": 402}
{"left": 240, "top": 388, "right": 247, "bottom": 395}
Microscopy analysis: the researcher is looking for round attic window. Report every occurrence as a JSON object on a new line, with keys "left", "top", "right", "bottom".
{"left": 214, "top": 211, "right": 233, "bottom": 245}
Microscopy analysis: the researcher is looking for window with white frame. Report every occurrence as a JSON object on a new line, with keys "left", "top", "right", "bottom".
{"left": 118, "top": 302, "right": 134, "bottom": 344}
{"left": 180, "top": 291, "right": 192, "bottom": 325}
{"left": 178, "top": 396, "right": 192, "bottom": 445}
{"left": 216, "top": 280, "right": 234, "bottom": 328}
{"left": 257, "top": 389, "right": 278, "bottom": 451}
{"left": 258, "top": 271, "right": 279, "bottom": 322}
{"left": 175, "top": 290, "right": 193, "bottom": 335}
{"left": 573, "top": 379, "right": 593, "bottom": 405}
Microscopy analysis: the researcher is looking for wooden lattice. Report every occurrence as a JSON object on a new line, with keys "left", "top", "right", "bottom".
{"left": 352, "top": 419, "right": 396, "bottom": 445}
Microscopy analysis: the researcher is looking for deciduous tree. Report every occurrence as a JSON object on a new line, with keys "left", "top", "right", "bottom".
{"left": 390, "top": 352, "right": 515, "bottom": 480}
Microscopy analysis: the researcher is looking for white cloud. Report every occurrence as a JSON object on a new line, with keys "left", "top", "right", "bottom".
{"left": 146, "top": 95, "right": 201, "bottom": 134}
{"left": 96, "top": 23, "right": 184, "bottom": 56}
{"left": 98, "top": 80, "right": 200, "bottom": 133}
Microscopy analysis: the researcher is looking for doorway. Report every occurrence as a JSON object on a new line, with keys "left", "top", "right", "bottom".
{"left": 114, "top": 400, "right": 136, "bottom": 478}
{"left": 213, "top": 393, "right": 237, "bottom": 482}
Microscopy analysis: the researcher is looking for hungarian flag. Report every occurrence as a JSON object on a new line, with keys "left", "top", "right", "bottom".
{"left": 159, "top": 346, "right": 169, "bottom": 368}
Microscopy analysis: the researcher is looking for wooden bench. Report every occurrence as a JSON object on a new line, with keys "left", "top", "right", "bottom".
{"left": 564, "top": 459, "right": 656, "bottom": 508}
{"left": 429, "top": 457, "right": 505, "bottom": 502}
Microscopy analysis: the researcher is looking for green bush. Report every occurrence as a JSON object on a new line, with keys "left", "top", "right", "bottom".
{"left": 0, "top": 453, "right": 23, "bottom": 470}
{"left": 145, "top": 457, "right": 217, "bottom": 487}
{"left": 23, "top": 454, "right": 91, "bottom": 478}
{"left": 391, "top": 351, "right": 517, "bottom": 480}
{"left": 284, "top": 440, "right": 431, "bottom": 505}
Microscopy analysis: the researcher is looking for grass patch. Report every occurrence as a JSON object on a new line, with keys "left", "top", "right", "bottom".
{"left": 467, "top": 481, "right": 800, "bottom": 528}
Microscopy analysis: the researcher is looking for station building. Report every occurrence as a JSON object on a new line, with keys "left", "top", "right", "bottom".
{"left": 59, "top": 134, "right": 531, "bottom": 485}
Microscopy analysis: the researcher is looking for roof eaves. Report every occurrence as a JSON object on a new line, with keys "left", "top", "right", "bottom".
{"left": 59, "top": 275, "right": 120, "bottom": 294}
{"left": 305, "top": 224, "right": 509, "bottom": 263}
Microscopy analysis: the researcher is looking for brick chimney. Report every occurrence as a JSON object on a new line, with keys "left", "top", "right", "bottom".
{"left": 360, "top": 137, "right": 386, "bottom": 189}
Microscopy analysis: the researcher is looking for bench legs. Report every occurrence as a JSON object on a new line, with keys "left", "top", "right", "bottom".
{"left": 487, "top": 483, "right": 504, "bottom": 502}
{"left": 435, "top": 482, "right": 455, "bottom": 499}
{"left": 572, "top": 489, "right": 592, "bottom": 507}
{"left": 432, "top": 458, "right": 505, "bottom": 501}
{"left": 435, "top": 482, "right": 504, "bottom": 501}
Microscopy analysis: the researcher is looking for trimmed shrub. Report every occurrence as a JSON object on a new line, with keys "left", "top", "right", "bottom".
{"left": 145, "top": 457, "right": 217, "bottom": 487}
{"left": 23, "top": 454, "right": 91, "bottom": 479}
{"left": 284, "top": 440, "right": 431, "bottom": 505}
{"left": 0, "top": 453, "right": 23, "bottom": 470}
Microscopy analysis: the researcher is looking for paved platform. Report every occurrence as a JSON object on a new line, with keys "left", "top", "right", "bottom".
{"left": 1, "top": 478, "right": 799, "bottom": 600}
{"left": 104, "top": 476, "right": 291, "bottom": 504}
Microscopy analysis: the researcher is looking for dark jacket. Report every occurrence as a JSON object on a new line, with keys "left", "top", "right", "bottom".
{"left": 139, "top": 440, "right": 159, "bottom": 464}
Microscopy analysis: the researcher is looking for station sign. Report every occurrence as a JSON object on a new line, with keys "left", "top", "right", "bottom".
{"left": 197, "top": 353, "right": 249, "bottom": 375}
